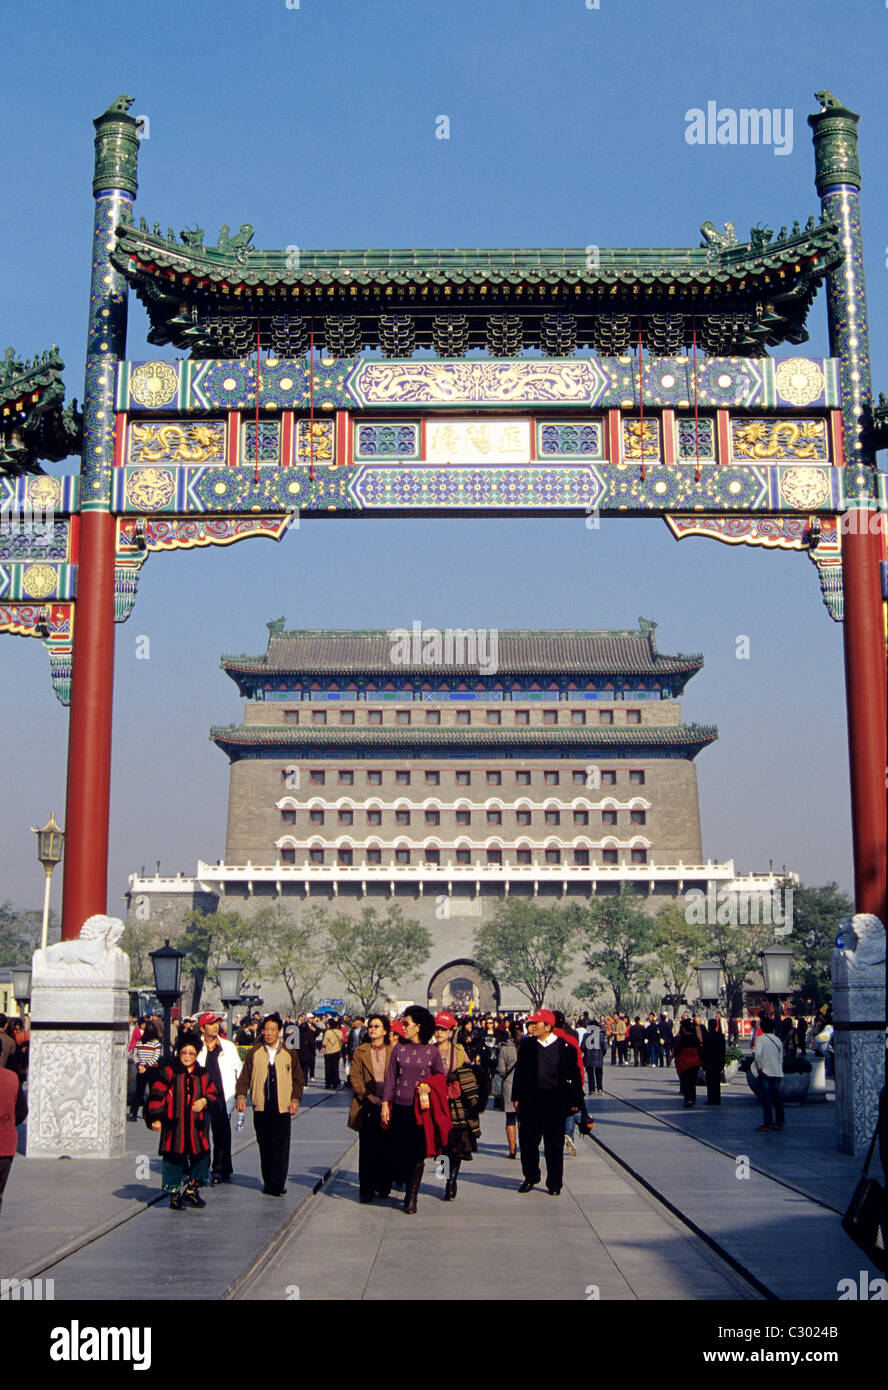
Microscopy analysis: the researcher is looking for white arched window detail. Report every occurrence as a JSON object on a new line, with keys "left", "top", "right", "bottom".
{"left": 306, "top": 799, "right": 327, "bottom": 811}
{"left": 483, "top": 835, "right": 505, "bottom": 850}
{"left": 333, "top": 796, "right": 357, "bottom": 810}
{"left": 275, "top": 797, "right": 300, "bottom": 811}
{"left": 600, "top": 836, "right": 621, "bottom": 849}
{"left": 365, "top": 797, "right": 384, "bottom": 811}
{"left": 274, "top": 835, "right": 299, "bottom": 849}
{"left": 421, "top": 836, "right": 443, "bottom": 850}
{"left": 513, "top": 796, "right": 534, "bottom": 811}
{"left": 482, "top": 796, "right": 505, "bottom": 811}
{"left": 568, "top": 796, "right": 595, "bottom": 810}
{"left": 453, "top": 797, "right": 473, "bottom": 811}
{"left": 542, "top": 835, "right": 563, "bottom": 849}
{"left": 628, "top": 797, "right": 652, "bottom": 811}
{"left": 599, "top": 797, "right": 619, "bottom": 811}
{"left": 573, "top": 835, "right": 594, "bottom": 850}
{"left": 454, "top": 836, "right": 473, "bottom": 850}
{"left": 392, "top": 797, "right": 413, "bottom": 811}
{"left": 542, "top": 797, "right": 562, "bottom": 811}
{"left": 420, "top": 797, "right": 443, "bottom": 811}
{"left": 629, "top": 835, "right": 652, "bottom": 849}
{"left": 335, "top": 836, "right": 357, "bottom": 849}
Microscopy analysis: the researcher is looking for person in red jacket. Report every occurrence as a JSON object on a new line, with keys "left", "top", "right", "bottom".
{"left": 0, "top": 1065, "right": 28, "bottom": 1217}
{"left": 147, "top": 1029, "right": 217, "bottom": 1209}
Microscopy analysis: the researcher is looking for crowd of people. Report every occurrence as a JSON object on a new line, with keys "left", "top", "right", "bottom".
{"left": 117, "top": 1000, "right": 836, "bottom": 1210}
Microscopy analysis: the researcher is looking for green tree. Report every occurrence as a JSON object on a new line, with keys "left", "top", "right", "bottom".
{"left": 119, "top": 919, "right": 167, "bottom": 987}
{"left": 705, "top": 913, "right": 774, "bottom": 1019}
{"left": 474, "top": 899, "right": 578, "bottom": 1011}
{"left": 180, "top": 908, "right": 264, "bottom": 1013}
{"left": 254, "top": 903, "right": 333, "bottom": 1016}
{"left": 326, "top": 904, "right": 431, "bottom": 1015}
{"left": 569, "top": 886, "right": 657, "bottom": 1013}
{"left": 651, "top": 902, "right": 709, "bottom": 1008}
{"left": 0, "top": 901, "right": 42, "bottom": 967}
{"left": 790, "top": 881, "right": 852, "bottom": 1008}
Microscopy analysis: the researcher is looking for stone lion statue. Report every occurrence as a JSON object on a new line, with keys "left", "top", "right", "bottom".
{"left": 33, "top": 914, "right": 129, "bottom": 984}
{"left": 835, "top": 914, "right": 885, "bottom": 974}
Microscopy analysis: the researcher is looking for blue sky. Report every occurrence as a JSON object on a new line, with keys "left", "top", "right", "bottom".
{"left": 1, "top": 0, "right": 886, "bottom": 913}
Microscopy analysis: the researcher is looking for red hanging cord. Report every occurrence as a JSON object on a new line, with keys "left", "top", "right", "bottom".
{"left": 691, "top": 314, "right": 701, "bottom": 482}
{"left": 308, "top": 318, "right": 315, "bottom": 482}
{"left": 637, "top": 319, "right": 646, "bottom": 482}
{"left": 254, "top": 319, "right": 261, "bottom": 484}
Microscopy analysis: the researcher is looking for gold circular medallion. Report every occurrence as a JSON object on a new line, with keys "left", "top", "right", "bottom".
{"left": 781, "top": 465, "right": 830, "bottom": 510}
{"left": 775, "top": 358, "right": 824, "bottom": 408}
{"left": 27, "top": 476, "right": 61, "bottom": 511}
{"left": 22, "top": 563, "right": 57, "bottom": 599}
{"left": 130, "top": 361, "right": 179, "bottom": 408}
{"left": 126, "top": 466, "right": 176, "bottom": 511}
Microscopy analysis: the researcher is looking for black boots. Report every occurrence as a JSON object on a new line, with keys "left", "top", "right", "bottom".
{"left": 443, "top": 1159, "right": 461, "bottom": 1200}
{"left": 182, "top": 1182, "right": 206, "bottom": 1209}
{"left": 403, "top": 1162, "right": 424, "bottom": 1214}
{"left": 169, "top": 1191, "right": 185, "bottom": 1210}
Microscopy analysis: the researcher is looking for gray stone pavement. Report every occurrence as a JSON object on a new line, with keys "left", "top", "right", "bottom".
{"left": 2, "top": 1081, "right": 354, "bottom": 1297}
{"left": 588, "top": 1063, "right": 882, "bottom": 1299}
{"left": 230, "top": 1123, "right": 760, "bottom": 1302}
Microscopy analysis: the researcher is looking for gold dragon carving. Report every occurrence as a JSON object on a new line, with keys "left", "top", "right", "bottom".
{"left": 130, "top": 422, "right": 225, "bottom": 463}
{"left": 732, "top": 419, "right": 826, "bottom": 460}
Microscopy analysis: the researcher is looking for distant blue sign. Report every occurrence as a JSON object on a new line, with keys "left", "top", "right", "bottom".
{"left": 316, "top": 998, "right": 344, "bottom": 1012}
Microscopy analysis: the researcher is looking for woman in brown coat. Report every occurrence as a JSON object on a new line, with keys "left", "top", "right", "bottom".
{"left": 348, "top": 1014, "right": 395, "bottom": 1203}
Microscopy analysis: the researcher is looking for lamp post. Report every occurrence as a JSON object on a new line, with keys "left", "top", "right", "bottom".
{"left": 218, "top": 960, "right": 244, "bottom": 1040}
{"left": 30, "top": 812, "right": 65, "bottom": 951}
{"left": 10, "top": 963, "right": 32, "bottom": 1018}
{"left": 758, "top": 943, "right": 794, "bottom": 1037}
{"left": 150, "top": 939, "right": 185, "bottom": 1058}
{"left": 695, "top": 960, "right": 722, "bottom": 1021}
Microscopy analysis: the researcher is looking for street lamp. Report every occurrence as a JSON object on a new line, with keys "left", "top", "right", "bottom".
{"left": 758, "top": 943, "right": 794, "bottom": 1035}
{"left": 695, "top": 960, "right": 721, "bottom": 1019}
{"left": 150, "top": 939, "right": 185, "bottom": 1058}
{"left": 218, "top": 960, "right": 244, "bottom": 1039}
{"left": 30, "top": 812, "right": 65, "bottom": 951}
{"left": 10, "top": 963, "right": 32, "bottom": 1016}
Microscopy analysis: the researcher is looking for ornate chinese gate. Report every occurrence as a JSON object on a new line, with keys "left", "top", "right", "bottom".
{"left": 1, "top": 92, "right": 885, "bottom": 937}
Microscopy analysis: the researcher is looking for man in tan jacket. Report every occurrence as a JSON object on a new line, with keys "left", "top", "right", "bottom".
{"left": 235, "top": 1012, "right": 305, "bottom": 1196}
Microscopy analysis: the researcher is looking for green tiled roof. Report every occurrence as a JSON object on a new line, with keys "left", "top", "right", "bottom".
{"left": 210, "top": 723, "right": 717, "bottom": 750}
{"left": 221, "top": 625, "right": 702, "bottom": 678}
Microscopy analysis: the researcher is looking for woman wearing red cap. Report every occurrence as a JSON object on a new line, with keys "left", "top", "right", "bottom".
{"left": 434, "top": 1011, "right": 481, "bottom": 1200}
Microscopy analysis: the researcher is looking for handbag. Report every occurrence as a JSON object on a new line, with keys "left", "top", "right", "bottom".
{"left": 841, "top": 1123, "right": 887, "bottom": 1274}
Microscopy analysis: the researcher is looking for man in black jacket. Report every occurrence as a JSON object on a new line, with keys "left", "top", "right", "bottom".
{"left": 513, "top": 1009, "right": 583, "bottom": 1196}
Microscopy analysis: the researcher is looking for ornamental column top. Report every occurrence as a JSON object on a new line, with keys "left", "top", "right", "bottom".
{"left": 808, "top": 91, "right": 861, "bottom": 196}
{"left": 92, "top": 94, "right": 140, "bottom": 198}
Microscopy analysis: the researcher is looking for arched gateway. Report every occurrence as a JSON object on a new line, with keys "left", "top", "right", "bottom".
{"left": 428, "top": 960, "right": 500, "bottom": 1015}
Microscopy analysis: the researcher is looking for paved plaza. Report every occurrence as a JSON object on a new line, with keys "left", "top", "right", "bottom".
{"left": 3, "top": 1063, "right": 881, "bottom": 1304}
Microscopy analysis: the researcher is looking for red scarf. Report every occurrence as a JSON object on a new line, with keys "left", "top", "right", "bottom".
{"left": 413, "top": 1072, "right": 452, "bottom": 1157}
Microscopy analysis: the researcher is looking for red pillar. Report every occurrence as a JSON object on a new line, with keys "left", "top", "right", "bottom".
{"left": 842, "top": 522, "right": 888, "bottom": 924}
{"left": 60, "top": 511, "right": 117, "bottom": 938}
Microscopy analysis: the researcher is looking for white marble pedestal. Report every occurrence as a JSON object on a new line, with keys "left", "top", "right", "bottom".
{"left": 832, "top": 914, "right": 885, "bottom": 1156}
{"left": 26, "top": 917, "right": 130, "bottom": 1160}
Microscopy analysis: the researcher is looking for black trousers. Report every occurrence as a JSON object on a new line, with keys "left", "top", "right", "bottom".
{"left": 705, "top": 1069, "right": 722, "bottom": 1105}
{"left": 518, "top": 1093, "right": 565, "bottom": 1192}
{"left": 253, "top": 1108, "right": 291, "bottom": 1194}
{"left": 358, "top": 1104, "right": 392, "bottom": 1198}
{"left": 585, "top": 1062, "right": 603, "bottom": 1093}
{"left": 208, "top": 1097, "right": 233, "bottom": 1177}
{"left": 299, "top": 1049, "right": 315, "bottom": 1080}
{"left": 324, "top": 1053, "right": 341, "bottom": 1088}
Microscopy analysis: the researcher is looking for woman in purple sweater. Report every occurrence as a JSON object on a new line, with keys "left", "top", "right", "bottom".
{"left": 381, "top": 1005, "right": 445, "bottom": 1214}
